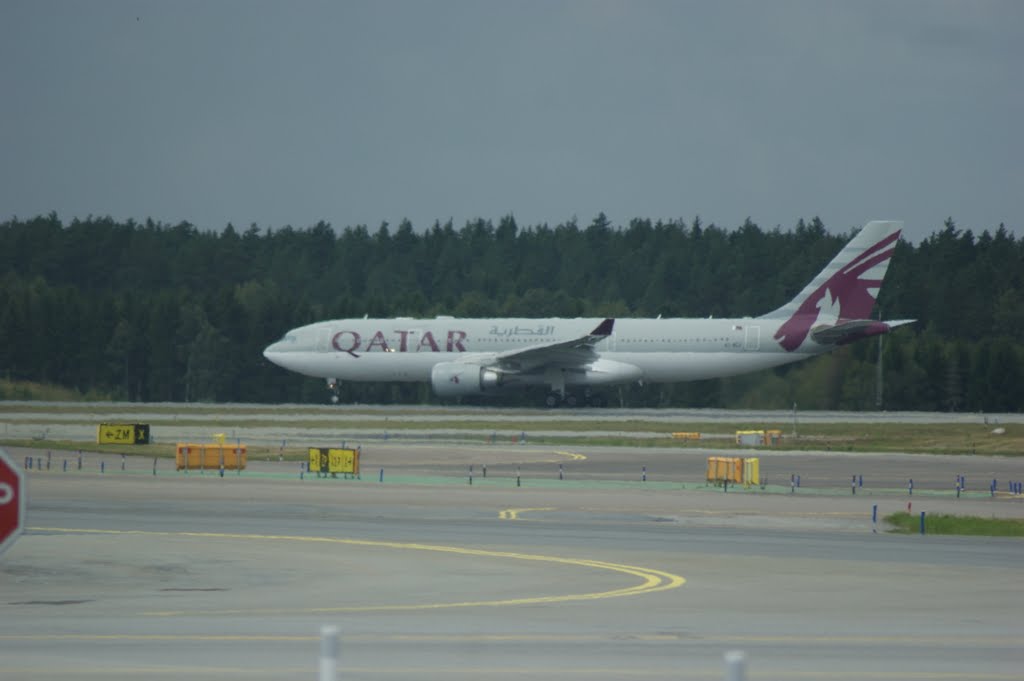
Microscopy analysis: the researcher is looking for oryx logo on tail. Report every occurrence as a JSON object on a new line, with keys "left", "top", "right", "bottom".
{"left": 769, "top": 222, "right": 902, "bottom": 352}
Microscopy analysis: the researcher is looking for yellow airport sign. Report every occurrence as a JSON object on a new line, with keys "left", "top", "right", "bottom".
{"left": 308, "top": 447, "right": 361, "bottom": 477}
{"left": 97, "top": 423, "right": 150, "bottom": 445}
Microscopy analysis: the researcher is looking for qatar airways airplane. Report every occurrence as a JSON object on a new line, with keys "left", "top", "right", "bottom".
{"left": 264, "top": 220, "right": 913, "bottom": 406}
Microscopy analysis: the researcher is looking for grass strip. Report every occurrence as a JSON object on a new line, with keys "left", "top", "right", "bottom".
{"left": 885, "top": 512, "right": 1024, "bottom": 536}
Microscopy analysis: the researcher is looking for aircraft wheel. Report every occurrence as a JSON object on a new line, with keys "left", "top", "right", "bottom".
{"left": 564, "top": 393, "right": 579, "bottom": 408}
{"left": 587, "top": 395, "right": 606, "bottom": 408}
{"left": 327, "top": 378, "right": 341, "bottom": 404}
{"left": 544, "top": 393, "right": 561, "bottom": 408}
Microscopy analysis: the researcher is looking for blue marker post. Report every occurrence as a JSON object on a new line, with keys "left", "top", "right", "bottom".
{"left": 790, "top": 474, "right": 796, "bottom": 494}
{"left": 121, "top": 454, "right": 126, "bottom": 471}
{"left": 47, "top": 451, "right": 51, "bottom": 470}
{"left": 63, "top": 459, "right": 67, "bottom": 472}
{"left": 100, "top": 461, "right": 105, "bottom": 474}
{"left": 908, "top": 478, "right": 913, "bottom": 496}
{"left": 872, "top": 504, "right": 878, "bottom": 533}
{"left": 851, "top": 475, "right": 857, "bottom": 496}
{"left": 469, "top": 464, "right": 473, "bottom": 486}
{"left": 559, "top": 463, "right": 563, "bottom": 481}
{"left": 859, "top": 475, "right": 863, "bottom": 488}
{"left": 152, "top": 457, "right": 157, "bottom": 476}
{"left": 642, "top": 466, "right": 647, "bottom": 483}
{"left": 482, "top": 464, "right": 487, "bottom": 478}
{"left": 517, "top": 465, "right": 521, "bottom": 488}
{"left": 796, "top": 474, "right": 801, "bottom": 488}
{"left": 379, "top": 468, "right": 384, "bottom": 483}
{"left": 920, "top": 511, "right": 926, "bottom": 535}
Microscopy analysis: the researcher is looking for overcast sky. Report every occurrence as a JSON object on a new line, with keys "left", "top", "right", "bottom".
{"left": 2, "top": 1, "right": 1021, "bottom": 243}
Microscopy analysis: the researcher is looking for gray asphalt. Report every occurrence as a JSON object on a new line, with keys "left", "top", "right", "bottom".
{"left": 2, "top": 440, "right": 1023, "bottom": 680}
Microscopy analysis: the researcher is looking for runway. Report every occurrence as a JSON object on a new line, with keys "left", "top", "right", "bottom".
{"left": 3, "top": 441, "right": 1023, "bottom": 680}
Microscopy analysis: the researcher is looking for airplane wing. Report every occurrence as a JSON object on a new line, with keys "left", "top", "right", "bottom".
{"left": 492, "top": 318, "right": 614, "bottom": 373}
{"left": 811, "top": 319, "right": 915, "bottom": 346}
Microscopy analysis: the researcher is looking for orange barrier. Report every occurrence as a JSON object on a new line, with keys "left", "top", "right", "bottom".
{"left": 176, "top": 444, "right": 247, "bottom": 471}
{"left": 706, "top": 456, "right": 743, "bottom": 484}
{"left": 706, "top": 456, "right": 760, "bottom": 487}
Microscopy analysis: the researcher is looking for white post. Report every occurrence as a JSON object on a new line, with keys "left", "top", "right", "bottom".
{"left": 320, "top": 625, "right": 339, "bottom": 681}
{"left": 724, "top": 650, "right": 746, "bottom": 681}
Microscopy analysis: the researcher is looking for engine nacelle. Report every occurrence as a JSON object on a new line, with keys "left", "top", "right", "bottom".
{"left": 431, "top": 362, "right": 503, "bottom": 397}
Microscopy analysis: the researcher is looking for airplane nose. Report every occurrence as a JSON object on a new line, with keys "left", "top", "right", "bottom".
{"left": 263, "top": 344, "right": 282, "bottom": 365}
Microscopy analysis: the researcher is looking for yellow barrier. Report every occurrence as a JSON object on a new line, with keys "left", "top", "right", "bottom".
{"left": 743, "top": 457, "right": 760, "bottom": 487}
{"left": 765, "top": 429, "right": 783, "bottom": 446}
{"left": 671, "top": 432, "right": 701, "bottom": 440}
{"left": 176, "top": 444, "right": 247, "bottom": 470}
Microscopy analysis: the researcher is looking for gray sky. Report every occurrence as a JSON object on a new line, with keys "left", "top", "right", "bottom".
{"left": 2, "top": 1, "right": 1021, "bottom": 243}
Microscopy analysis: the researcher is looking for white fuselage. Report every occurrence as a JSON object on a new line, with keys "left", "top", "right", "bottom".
{"left": 263, "top": 316, "right": 821, "bottom": 386}
{"left": 262, "top": 221, "right": 906, "bottom": 402}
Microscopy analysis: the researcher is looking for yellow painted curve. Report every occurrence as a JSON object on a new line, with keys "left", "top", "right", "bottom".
{"left": 28, "top": 527, "right": 685, "bottom": 617}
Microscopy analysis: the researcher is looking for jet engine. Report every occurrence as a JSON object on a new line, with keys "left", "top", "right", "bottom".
{"left": 431, "top": 362, "right": 503, "bottom": 397}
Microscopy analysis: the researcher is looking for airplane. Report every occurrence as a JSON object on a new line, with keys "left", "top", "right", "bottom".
{"left": 263, "top": 220, "right": 914, "bottom": 407}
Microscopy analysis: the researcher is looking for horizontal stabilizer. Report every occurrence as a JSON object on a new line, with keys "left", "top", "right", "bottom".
{"left": 810, "top": 319, "right": 915, "bottom": 346}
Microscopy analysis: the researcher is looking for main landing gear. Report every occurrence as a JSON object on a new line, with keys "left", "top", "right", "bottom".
{"left": 543, "top": 391, "right": 606, "bottom": 408}
{"left": 327, "top": 378, "right": 340, "bottom": 404}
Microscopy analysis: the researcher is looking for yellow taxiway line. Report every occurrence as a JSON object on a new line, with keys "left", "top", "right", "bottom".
{"left": 27, "top": 526, "right": 684, "bottom": 617}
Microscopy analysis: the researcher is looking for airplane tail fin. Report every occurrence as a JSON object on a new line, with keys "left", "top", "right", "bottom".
{"left": 761, "top": 220, "right": 904, "bottom": 352}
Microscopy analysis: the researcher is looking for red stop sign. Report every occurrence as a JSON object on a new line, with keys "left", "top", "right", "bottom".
{"left": 0, "top": 449, "right": 26, "bottom": 556}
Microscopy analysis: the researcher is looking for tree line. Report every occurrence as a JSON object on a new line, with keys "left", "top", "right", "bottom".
{"left": 1, "top": 212, "right": 1021, "bottom": 410}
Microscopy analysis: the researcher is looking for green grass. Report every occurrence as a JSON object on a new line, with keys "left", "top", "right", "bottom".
{"left": 885, "top": 512, "right": 1024, "bottom": 536}
{"left": 0, "top": 379, "right": 111, "bottom": 402}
